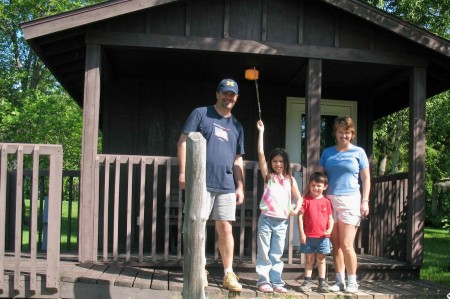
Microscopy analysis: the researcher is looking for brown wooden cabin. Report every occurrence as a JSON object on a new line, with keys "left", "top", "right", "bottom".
{"left": 19, "top": 0, "right": 450, "bottom": 279}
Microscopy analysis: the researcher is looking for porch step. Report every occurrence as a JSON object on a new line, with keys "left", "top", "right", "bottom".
{"left": 203, "top": 254, "right": 420, "bottom": 281}
{"left": 58, "top": 270, "right": 449, "bottom": 299}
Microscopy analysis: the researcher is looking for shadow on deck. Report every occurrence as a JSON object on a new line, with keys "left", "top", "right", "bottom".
{"left": 2, "top": 254, "right": 450, "bottom": 298}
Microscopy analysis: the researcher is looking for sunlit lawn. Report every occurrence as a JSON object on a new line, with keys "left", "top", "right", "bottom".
{"left": 421, "top": 227, "right": 450, "bottom": 286}
{"left": 22, "top": 199, "right": 78, "bottom": 252}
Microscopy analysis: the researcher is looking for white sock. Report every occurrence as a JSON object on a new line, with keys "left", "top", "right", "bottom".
{"left": 348, "top": 274, "right": 357, "bottom": 284}
{"left": 335, "top": 272, "right": 345, "bottom": 283}
{"left": 224, "top": 268, "right": 233, "bottom": 275}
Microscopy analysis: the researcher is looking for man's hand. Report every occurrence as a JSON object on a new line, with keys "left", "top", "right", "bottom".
{"left": 178, "top": 173, "right": 185, "bottom": 190}
{"left": 235, "top": 187, "right": 244, "bottom": 205}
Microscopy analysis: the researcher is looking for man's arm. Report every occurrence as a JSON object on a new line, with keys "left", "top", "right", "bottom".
{"left": 233, "top": 155, "right": 245, "bottom": 205}
{"left": 177, "top": 133, "right": 188, "bottom": 189}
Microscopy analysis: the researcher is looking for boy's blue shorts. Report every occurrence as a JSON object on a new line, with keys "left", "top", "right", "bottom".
{"left": 300, "top": 237, "right": 331, "bottom": 254}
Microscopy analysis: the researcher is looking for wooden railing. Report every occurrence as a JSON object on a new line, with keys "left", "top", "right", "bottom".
{"left": 368, "top": 172, "right": 409, "bottom": 261}
{"left": 0, "top": 143, "right": 62, "bottom": 292}
{"left": 93, "top": 154, "right": 306, "bottom": 265}
{"left": 5, "top": 169, "right": 80, "bottom": 252}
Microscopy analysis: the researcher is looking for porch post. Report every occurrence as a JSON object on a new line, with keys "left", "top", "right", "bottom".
{"left": 79, "top": 44, "right": 101, "bottom": 262}
{"left": 407, "top": 67, "right": 426, "bottom": 266}
{"left": 305, "top": 58, "right": 322, "bottom": 179}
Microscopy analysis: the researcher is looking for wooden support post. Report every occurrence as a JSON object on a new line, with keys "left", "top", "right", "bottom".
{"left": 182, "top": 132, "right": 207, "bottom": 299}
{"left": 305, "top": 58, "right": 322, "bottom": 179}
{"left": 407, "top": 67, "right": 426, "bottom": 266}
{"left": 79, "top": 44, "right": 101, "bottom": 262}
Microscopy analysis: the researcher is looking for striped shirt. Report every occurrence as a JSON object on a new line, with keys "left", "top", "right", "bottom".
{"left": 260, "top": 174, "right": 292, "bottom": 219}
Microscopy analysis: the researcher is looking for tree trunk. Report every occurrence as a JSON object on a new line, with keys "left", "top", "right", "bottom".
{"left": 182, "top": 132, "right": 207, "bottom": 299}
{"left": 391, "top": 118, "right": 403, "bottom": 173}
{"left": 378, "top": 154, "right": 387, "bottom": 176}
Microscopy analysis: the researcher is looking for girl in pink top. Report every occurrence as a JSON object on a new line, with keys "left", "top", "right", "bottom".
{"left": 255, "top": 120, "right": 302, "bottom": 293}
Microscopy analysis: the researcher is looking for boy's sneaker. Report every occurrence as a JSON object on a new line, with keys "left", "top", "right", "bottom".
{"left": 346, "top": 281, "right": 359, "bottom": 293}
{"left": 329, "top": 282, "right": 346, "bottom": 292}
{"left": 318, "top": 280, "right": 330, "bottom": 293}
{"left": 300, "top": 280, "right": 312, "bottom": 292}
{"left": 223, "top": 272, "right": 242, "bottom": 292}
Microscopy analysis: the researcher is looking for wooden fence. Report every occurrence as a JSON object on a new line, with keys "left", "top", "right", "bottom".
{"left": 92, "top": 153, "right": 306, "bottom": 265}
{"left": 369, "top": 172, "right": 409, "bottom": 261}
{"left": 0, "top": 143, "right": 412, "bottom": 288}
{"left": 0, "top": 143, "right": 62, "bottom": 292}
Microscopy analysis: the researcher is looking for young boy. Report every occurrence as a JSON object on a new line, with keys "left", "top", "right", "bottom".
{"left": 298, "top": 172, "right": 334, "bottom": 293}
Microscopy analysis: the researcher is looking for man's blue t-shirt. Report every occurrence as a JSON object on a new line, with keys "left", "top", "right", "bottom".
{"left": 319, "top": 145, "right": 369, "bottom": 196}
{"left": 182, "top": 106, "right": 245, "bottom": 193}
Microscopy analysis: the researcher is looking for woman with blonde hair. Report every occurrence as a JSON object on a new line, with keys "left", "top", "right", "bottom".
{"left": 317, "top": 116, "right": 370, "bottom": 294}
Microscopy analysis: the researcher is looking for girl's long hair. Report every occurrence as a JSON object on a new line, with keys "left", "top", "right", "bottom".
{"left": 266, "top": 148, "right": 292, "bottom": 182}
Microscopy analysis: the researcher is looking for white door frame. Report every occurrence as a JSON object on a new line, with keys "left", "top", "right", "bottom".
{"left": 285, "top": 97, "right": 358, "bottom": 248}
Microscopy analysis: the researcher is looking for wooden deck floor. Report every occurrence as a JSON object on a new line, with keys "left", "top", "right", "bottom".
{"left": 1, "top": 254, "right": 450, "bottom": 298}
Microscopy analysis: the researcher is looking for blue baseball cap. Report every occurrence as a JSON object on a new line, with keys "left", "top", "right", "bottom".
{"left": 217, "top": 79, "right": 238, "bottom": 94}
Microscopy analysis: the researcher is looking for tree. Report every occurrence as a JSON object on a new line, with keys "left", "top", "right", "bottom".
{"left": 0, "top": 0, "right": 105, "bottom": 169}
{"left": 373, "top": 109, "right": 408, "bottom": 176}
{"left": 364, "top": 0, "right": 450, "bottom": 228}
{"left": 363, "top": 0, "right": 450, "bottom": 39}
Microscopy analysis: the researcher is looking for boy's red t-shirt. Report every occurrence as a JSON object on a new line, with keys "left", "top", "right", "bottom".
{"left": 300, "top": 195, "right": 333, "bottom": 238}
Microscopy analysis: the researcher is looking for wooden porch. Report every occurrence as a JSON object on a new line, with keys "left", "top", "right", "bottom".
{"left": 1, "top": 254, "right": 449, "bottom": 299}
{"left": 0, "top": 142, "right": 433, "bottom": 298}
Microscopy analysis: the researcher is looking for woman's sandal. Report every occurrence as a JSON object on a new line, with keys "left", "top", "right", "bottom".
{"left": 273, "top": 286, "right": 288, "bottom": 293}
{"left": 258, "top": 283, "right": 273, "bottom": 293}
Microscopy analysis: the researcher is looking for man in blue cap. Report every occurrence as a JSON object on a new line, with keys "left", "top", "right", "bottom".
{"left": 177, "top": 78, "right": 245, "bottom": 291}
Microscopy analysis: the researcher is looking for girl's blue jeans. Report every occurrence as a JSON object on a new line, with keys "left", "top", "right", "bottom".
{"left": 256, "top": 215, "right": 288, "bottom": 287}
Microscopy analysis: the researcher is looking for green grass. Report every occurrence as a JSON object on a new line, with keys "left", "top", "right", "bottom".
{"left": 22, "top": 199, "right": 79, "bottom": 252}
{"left": 420, "top": 227, "right": 450, "bottom": 286}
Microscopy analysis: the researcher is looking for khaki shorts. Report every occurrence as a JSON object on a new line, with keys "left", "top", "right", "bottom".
{"left": 327, "top": 194, "right": 362, "bottom": 226}
{"left": 207, "top": 191, "right": 236, "bottom": 221}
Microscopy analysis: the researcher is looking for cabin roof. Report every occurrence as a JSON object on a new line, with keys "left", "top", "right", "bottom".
{"left": 21, "top": 0, "right": 450, "bottom": 119}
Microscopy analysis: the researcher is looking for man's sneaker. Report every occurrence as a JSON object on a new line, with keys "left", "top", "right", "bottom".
{"left": 300, "top": 280, "right": 312, "bottom": 292}
{"left": 203, "top": 270, "right": 209, "bottom": 288}
{"left": 329, "top": 282, "right": 346, "bottom": 292}
{"left": 318, "top": 280, "right": 330, "bottom": 293}
{"left": 223, "top": 272, "right": 242, "bottom": 292}
{"left": 346, "top": 281, "right": 359, "bottom": 293}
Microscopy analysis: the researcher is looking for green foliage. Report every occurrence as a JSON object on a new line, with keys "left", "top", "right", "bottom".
{"left": 0, "top": 0, "right": 105, "bottom": 170}
{"left": 362, "top": 0, "right": 450, "bottom": 39}
{"left": 365, "top": 1, "right": 450, "bottom": 229}
{"left": 373, "top": 109, "right": 409, "bottom": 176}
{"left": 0, "top": 91, "right": 83, "bottom": 169}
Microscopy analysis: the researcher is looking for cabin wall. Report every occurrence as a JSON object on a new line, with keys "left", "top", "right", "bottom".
{"left": 95, "top": 0, "right": 414, "bottom": 250}
{"left": 100, "top": 0, "right": 419, "bottom": 52}
{"left": 101, "top": 79, "right": 304, "bottom": 160}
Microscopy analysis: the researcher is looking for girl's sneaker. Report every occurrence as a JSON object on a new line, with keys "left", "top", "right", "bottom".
{"left": 273, "top": 286, "right": 288, "bottom": 293}
{"left": 329, "top": 282, "right": 346, "bottom": 292}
